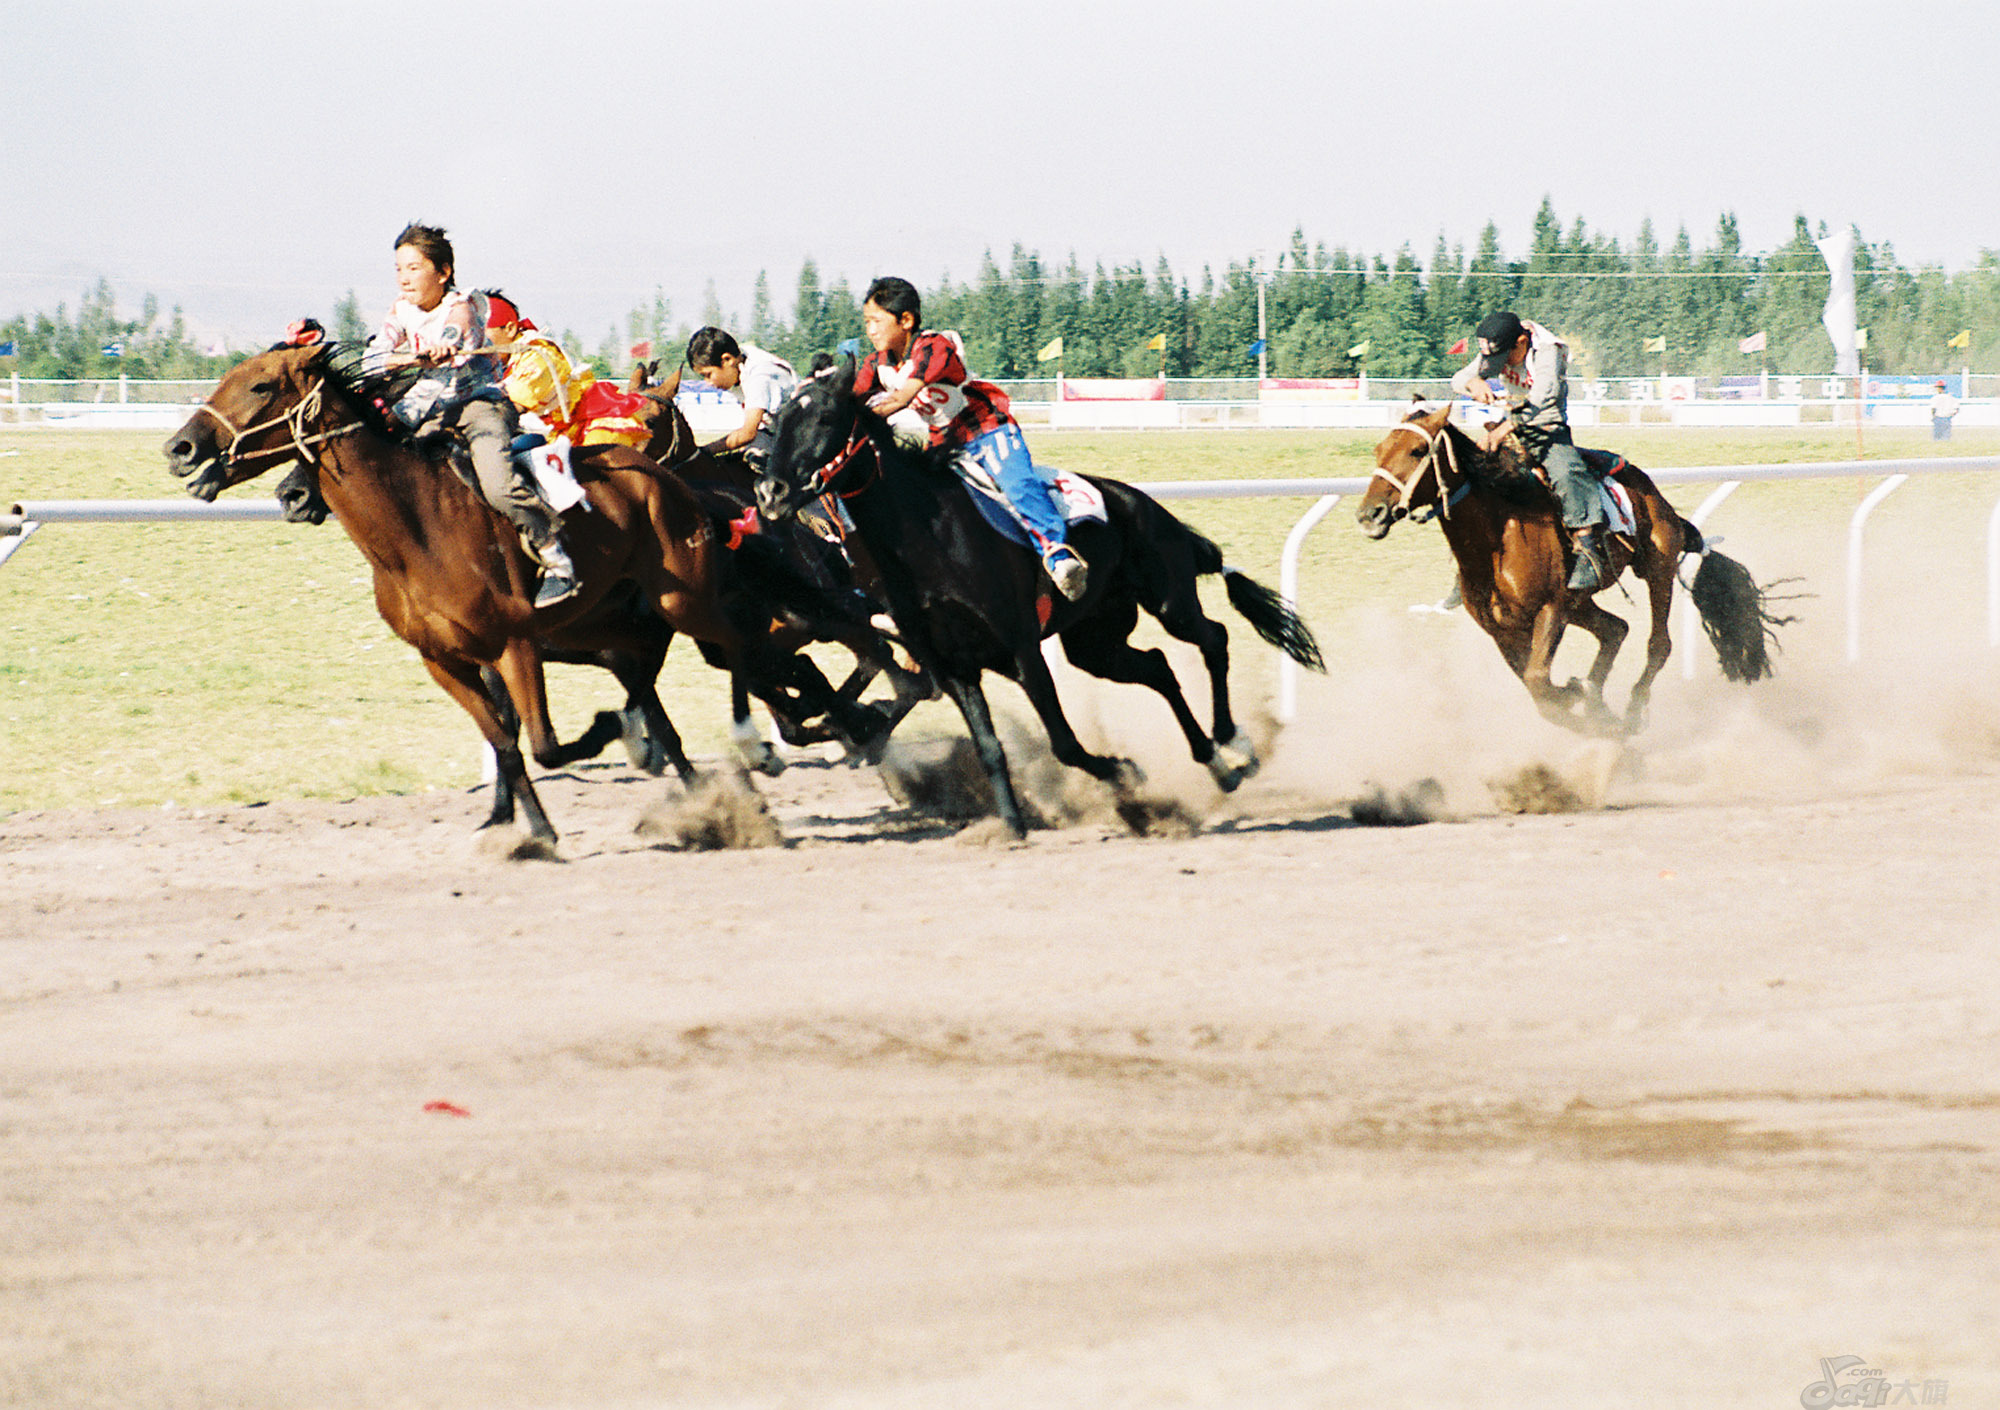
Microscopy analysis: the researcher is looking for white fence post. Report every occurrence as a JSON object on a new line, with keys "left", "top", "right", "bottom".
{"left": 1846, "top": 474, "right": 1909, "bottom": 664}
{"left": 1277, "top": 495, "right": 1342, "bottom": 723}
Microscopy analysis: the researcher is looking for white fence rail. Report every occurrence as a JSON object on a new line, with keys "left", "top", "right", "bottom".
{"left": 7, "top": 458, "right": 2000, "bottom": 723}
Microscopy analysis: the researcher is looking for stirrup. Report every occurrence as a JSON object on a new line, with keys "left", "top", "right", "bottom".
{"left": 1044, "top": 546, "right": 1088, "bottom": 602}
{"left": 1566, "top": 540, "right": 1605, "bottom": 593}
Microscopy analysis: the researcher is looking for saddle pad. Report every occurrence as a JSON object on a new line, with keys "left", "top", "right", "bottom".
{"left": 1599, "top": 476, "right": 1636, "bottom": 537}
{"left": 956, "top": 463, "right": 1107, "bottom": 550}
{"left": 517, "top": 433, "right": 589, "bottom": 513}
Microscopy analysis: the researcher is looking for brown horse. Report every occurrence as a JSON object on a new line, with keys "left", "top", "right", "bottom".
{"left": 1356, "top": 404, "right": 1787, "bottom": 736}
{"left": 164, "top": 342, "right": 879, "bottom": 844}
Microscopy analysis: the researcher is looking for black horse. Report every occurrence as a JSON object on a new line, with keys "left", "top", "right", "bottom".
{"left": 756, "top": 364, "right": 1325, "bottom": 838}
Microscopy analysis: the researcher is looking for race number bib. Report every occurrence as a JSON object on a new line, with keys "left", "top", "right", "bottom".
{"left": 526, "top": 434, "right": 588, "bottom": 513}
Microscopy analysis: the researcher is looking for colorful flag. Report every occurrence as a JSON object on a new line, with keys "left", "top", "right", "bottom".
{"left": 1037, "top": 336, "right": 1064, "bottom": 362}
{"left": 628, "top": 340, "right": 653, "bottom": 361}
{"left": 1948, "top": 329, "right": 1972, "bottom": 349}
{"left": 101, "top": 341, "right": 124, "bottom": 358}
{"left": 1854, "top": 327, "right": 1868, "bottom": 351}
{"left": 1144, "top": 333, "right": 1166, "bottom": 352}
{"left": 1346, "top": 340, "right": 1370, "bottom": 359}
{"left": 1247, "top": 338, "right": 1266, "bottom": 358}
{"left": 0, "top": 340, "right": 16, "bottom": 356}
{"left": 1643, "top": 336, "right": 1667, "bottom": 354}
{"left": 1447, "top": 336, "right": 1467, "bottom": 356}
{"left": 1738, "top": 331, "right": 1766, "bottom": 354}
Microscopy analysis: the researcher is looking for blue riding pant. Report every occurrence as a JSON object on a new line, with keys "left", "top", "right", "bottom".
{"left": 958, "top": 423, "right": 1070, "bottom": 552}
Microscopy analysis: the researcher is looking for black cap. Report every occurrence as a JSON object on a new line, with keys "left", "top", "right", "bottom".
{"left": 1474, "top": 311, "right": 1525, "bottom": 377}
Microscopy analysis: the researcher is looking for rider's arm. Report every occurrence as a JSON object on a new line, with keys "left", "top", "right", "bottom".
{"left": 1450, "top": 358, "right": 1494, "bottom": 402}
{"left": 867, "top": 379, "right": 926, "bottom": 417}
{"left": 711, "top": 405, "right": 766, "bottom": 451}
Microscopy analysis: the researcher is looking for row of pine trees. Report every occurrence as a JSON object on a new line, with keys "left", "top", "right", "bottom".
{"left": 7, "top": 202, "right": 1999, "bottom": 382}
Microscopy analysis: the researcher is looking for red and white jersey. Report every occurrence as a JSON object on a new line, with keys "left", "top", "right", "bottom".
{"left": 854, "top": 330, "right": 1013, "bottom": 448}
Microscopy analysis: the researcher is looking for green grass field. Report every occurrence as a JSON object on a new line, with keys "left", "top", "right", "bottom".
{"left": 4, "top": 424, "right": 1996, "bottom": 814}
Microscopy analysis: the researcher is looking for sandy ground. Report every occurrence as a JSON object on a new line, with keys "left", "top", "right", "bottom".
{"left": 3, "top": 660, "right": 1997, "bottom": 1410}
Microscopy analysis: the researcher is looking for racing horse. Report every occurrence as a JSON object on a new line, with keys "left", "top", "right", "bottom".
{"left": 165, "top": 340, "right": 886, "bottom": 845}
{"left": 756, "top": 362, "right": 1325, "bottom": 839}
{"left": 1357, "top": 403, "right": 1790, "bottom": 736}
{"left": 274, "top": 462, "right": 693, "bottom": 782}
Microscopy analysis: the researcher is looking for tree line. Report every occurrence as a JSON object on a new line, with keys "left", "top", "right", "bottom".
{"left": 8, "top": 202, "right": 2000, "bottom": 382}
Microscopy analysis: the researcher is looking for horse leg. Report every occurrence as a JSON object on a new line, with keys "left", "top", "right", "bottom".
{"left": 940, "top": 674, "right": 1031, "bottom": 839}
{"left": 427, "top": 655, "right": 558, "bottom": 842}
{"left": 1059, "top": 603, "right": 1230, "bottom": 785}
{"left": 1565, "top": 596, "right": 1630, "bottom": 717}
{"left": 1623, "top": 550, "right": 1679, "bottom": 734}
{"left": 1519, "top": 601, "right": 1594, "bottom": 735}
{"left": 728, "top": 669, "right": 785, "bottom": 776}
{"left": 1012, "top": 642, "right": 1140, "bottom": 793}
{"left": 1147, "top": 581, "right": 1263, "bottom": 787}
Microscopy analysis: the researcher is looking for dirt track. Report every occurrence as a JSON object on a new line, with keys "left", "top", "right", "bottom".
{"left": 3, "top": 708, "right": 1996, "bottom": 1408}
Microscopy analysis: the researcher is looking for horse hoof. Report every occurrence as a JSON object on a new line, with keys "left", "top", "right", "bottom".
{"left": 1206, "top": 731, "right": 1261, "bottom": 792}
{"left": 1111, "top": 758, "right": 1148, "bottom": 796}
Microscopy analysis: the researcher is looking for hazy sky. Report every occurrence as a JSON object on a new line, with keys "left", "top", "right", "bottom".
{"left": 5, "top": 0, "right": 1996, "bottom": 349}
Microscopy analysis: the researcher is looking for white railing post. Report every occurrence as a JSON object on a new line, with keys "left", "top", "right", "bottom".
{"left": 1679, "top": 480, "right": 1740, "bottom": 679}
{"left": 1277, "top": 494, "right": 1342, "bottom": 723}
{"left": 1847, "top": 474, "right": 1908, "bottom": 664}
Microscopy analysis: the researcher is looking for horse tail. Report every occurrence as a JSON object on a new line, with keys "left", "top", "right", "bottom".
{"left": 1688, "top": 548, "right": 1791, "bottom": 683}
{"left": 1222, "top": 568, "right": 1326, "bottom": 672}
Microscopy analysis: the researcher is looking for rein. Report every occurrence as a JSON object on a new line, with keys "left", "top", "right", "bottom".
{"left": 802, "top": 424, "right": 878, "bottom": 501}
{"left": 197, "top": 377, "right": 367, "bottom": 469}
{"left": 1371, "top": 417, "right": 1472, "bottom": 523}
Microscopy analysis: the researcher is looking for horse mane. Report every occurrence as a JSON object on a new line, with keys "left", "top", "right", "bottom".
{"left": 310, "top": 342, "right": 430, "bottom": 449}
{"left": 1444, "top": 417, "right": 1554, "bottom": 509}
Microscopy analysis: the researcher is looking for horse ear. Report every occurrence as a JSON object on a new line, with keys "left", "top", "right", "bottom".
{"left": 833, "top": 354, "right": 857, "bottom": 397}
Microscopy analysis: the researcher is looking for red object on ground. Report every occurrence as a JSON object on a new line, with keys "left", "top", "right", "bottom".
{"left": 422, "top": 1101, "right": 472, "bottom": 1117}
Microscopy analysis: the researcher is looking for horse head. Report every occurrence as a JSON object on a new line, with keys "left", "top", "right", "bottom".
{"left": 164, "top": 342, "right": 340, "bottom": 501}
{"left": 1357, "top": 402, "right": 1455, "bottom": 540}
{"left": 756, "top": 357, "right": 867, "bottom": 523}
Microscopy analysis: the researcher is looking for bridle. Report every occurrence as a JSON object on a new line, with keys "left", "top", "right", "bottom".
{"left": 794, "top": 417, "right": 878, "bottom": 502}
{"left": 1369, "top": 416, "right": 1472, "bottom": 524}
{"left": 196, "top": 375, "right": 367, "bottom": 470}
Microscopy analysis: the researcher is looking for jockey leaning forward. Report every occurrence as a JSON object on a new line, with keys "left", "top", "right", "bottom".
{"left": 854, "top": 275, "right": 1089, "bottom": 602}
{"left": 363, "top": 224, "right": 578, "bottom": 609}
{"left": 1449, "top": 310, "right": 1607, "bottom": 592}
{"left": 686, "top": 326, "right": 798, "bottom": 468}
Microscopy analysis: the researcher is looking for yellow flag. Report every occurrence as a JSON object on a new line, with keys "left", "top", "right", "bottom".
{"left": 1347, "top": 339, "right": 1370, "bottom": 359}
{"left": 1855, "top": 327, "right": 1868, "bottom": 350}
{"left": 1643, "top": 336, "right": 1667, "bottom": 354}
{"left": 1948, "top": 328, "right": 1972, "bottom": 349}
{"left": 1037, "top": 336, "right": 1064, "bottom": 362}
{"left": 1145, "top": 333, "right": 1166, "bottom": 352}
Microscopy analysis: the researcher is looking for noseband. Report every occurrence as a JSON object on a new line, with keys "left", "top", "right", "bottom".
{"left": 1370, "top": 417, "right": 1470, "bottom": 524}
{"left": 196, "top": 377, "right": 366, "bottom": 470}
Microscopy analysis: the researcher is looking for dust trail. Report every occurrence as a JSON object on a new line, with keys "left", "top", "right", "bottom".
{"left": 635, "top": 770, "right": 784, "bottom": 850}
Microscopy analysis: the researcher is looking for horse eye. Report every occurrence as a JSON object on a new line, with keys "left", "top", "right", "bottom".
{"left": 251, "top": 380, "right": 277, "bottom": 394}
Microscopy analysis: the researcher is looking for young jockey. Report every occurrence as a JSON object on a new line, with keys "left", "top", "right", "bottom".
{"left": 853, "top": 276, "right": 1088, "bottom": 601}
{"left": 686, "top": 327, "right": 798, "bottom": 466}
{"left": 363, "top": 225, "right": 577, "bottom": 607}
{"left": 483, "top": 292, "right": 652, "bottom": 450}
{"left": 1449, "top": 310, "right": 1607, "bottom": 591}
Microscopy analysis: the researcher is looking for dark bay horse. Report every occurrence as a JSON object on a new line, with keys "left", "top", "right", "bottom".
{"left": 1357, "top": 404, "right": 1788, "bottom": 735}
{"left": 756, "top": 364, "right": 1325, "bottom": 838}
{"left": 164, "top": 342, "right": 882, "bottom": 844}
